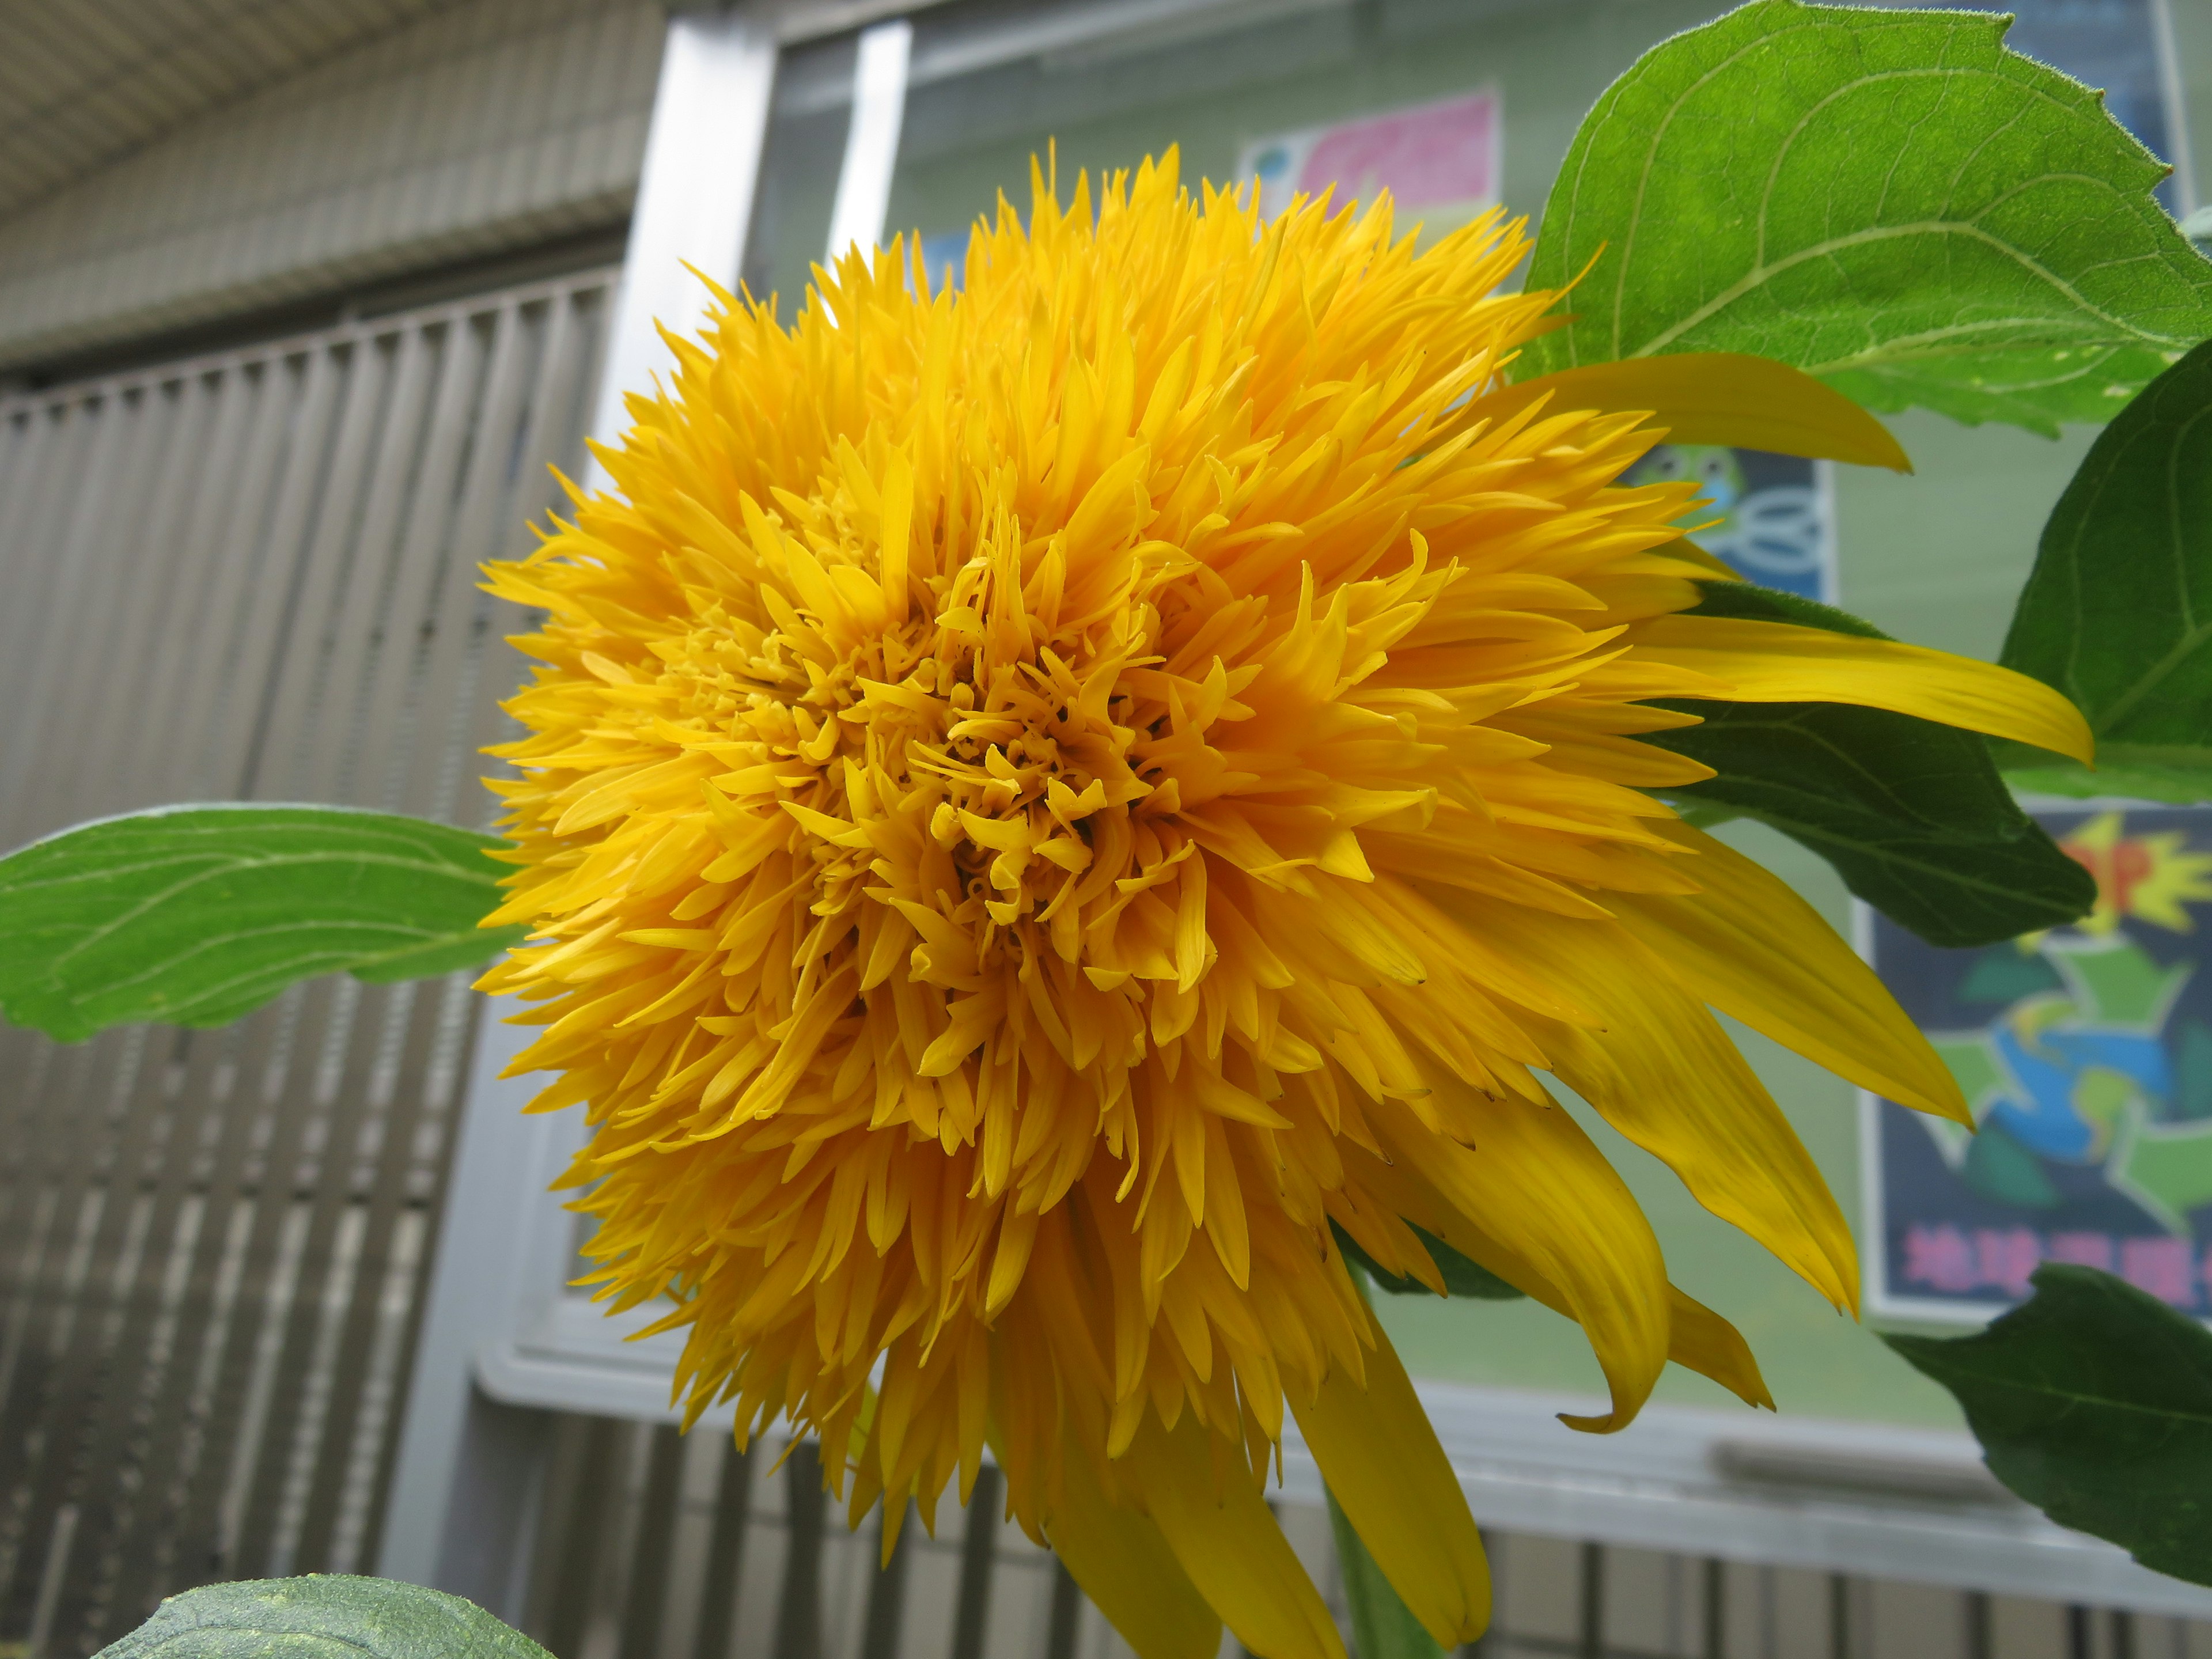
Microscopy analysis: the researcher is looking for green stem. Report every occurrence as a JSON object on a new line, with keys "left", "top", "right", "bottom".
{"left": 1326, "top": 1483, "right": 1445, "bottom": 1659}
{"left": 1328, "top": 1268, "right": 1449, "bottom": 1659}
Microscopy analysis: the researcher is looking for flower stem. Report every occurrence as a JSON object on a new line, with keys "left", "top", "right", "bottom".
{"left": 1325, "top": 1481, "right": 1445, "bottom": 1659}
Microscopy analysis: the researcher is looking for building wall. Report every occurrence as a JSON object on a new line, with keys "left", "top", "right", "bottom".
{"left": 0, "top": 0, "right": 664, "bottom": 371}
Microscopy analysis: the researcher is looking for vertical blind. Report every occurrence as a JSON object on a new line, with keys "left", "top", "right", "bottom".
{"left": 0, "top": 267, "right": 608, "bottom": 1654}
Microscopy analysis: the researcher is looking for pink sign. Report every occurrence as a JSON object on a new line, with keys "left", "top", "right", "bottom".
{"left": 1237, "top": 90, "right": 1501, "bottom": 230}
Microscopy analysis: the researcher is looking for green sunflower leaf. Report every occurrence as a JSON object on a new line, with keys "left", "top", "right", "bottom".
{"left": 1327, "top": 1486, "right": 1445, "bottom": 1659}
{"left": 1650, "top": 583, "right": 2095, "bottom": 948}
{"left": 1521, "top": 0, "right": 2212, "bottom": 434}
{"left": 1881, "top": 1264, "right": 2212, "bottom": 1588}
{"left": 0, "top": 805, "right": 524, "bottom": 1043}
{"left": 1668, "top": 576, "right": 1883, "bottom": 639}
{"left": 1331, "top": 1221, "right": 1525, "bottom": 1301}
{"left": 94, "top": 1575, "right": 552, "bottom": 1657}
{"left": 1996, "top": 338, "right": 2212, "bottom": 803}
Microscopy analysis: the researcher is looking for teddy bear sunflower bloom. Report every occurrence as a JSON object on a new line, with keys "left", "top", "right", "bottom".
{"left": 471, "top": 153, "right": 2088, "bottom": 1659}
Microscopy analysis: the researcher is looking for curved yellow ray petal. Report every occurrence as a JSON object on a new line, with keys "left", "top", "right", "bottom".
{"left": 1124, "top": 1415, "right": 1347, "bottom": 1659}
{"left": 1630, "top": 615, "right": 2094, "bottom": 763}
{"left": 1616, "top": 820, "right": 1971, "bottom": 1124}
{"left": 1353, "top": 1153, "right": 1772, "bottom": 1415}
{"left": 1358, "top": 1089, "right": 1671, "bottom": 1432}
{"left": 1351, "top": 1145, "right": 1766, "bottom": 1419}
{"left": 1043, "top": 1441, "right": 1223, "bottom": 1659}
{"left": 1471, "top": 906, "right": 1857, "bottom": 1312}
{"left": 1293, "top": 1323, "right": 1491, "bottom": 1646}
{"left": 1484, "top": 353, "right": 1910, "bottom": 471}
{"left": 1641, "top": 536, "right": 1739, "bottom": 582}
{"left": 1666, "top": 1285, "right": 1774, "bottom": 1411}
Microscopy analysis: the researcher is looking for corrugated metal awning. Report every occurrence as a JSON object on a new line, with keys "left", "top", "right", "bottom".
{"left": 0, "top": 0, "right": 471, "bottom": 223}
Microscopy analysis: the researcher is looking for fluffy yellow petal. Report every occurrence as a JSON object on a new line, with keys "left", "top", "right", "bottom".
{"left": 1667, "top": 1285, "right": 1774, "bottom": 1411}
{"left": 1484, "top": 353, "right": 1911, "bottom": 471}
{"left": 1616, "top": 820, "right": 1971, "bottom": 1123}
{"left": 479, "top": 146, "right": 2001, "bottom": 1644}
{"left": 1126, "top": 1415, "right": 1347, "bottom": 1659}
{"left": 1356, "top": 1095, "right": 1671, "bottom": 1432}
{"left": 1472, "top": 906, "right": 1857, "bottom": 1312}
{"left": 1354, "top": 1142, "right": 1771, "bottom": 1415}
{"left": 1292, "top": 1323, "right": 1491, "bottom": 1646}
{"left": 1043, "top": 1442, "right": 1222, "bottom": 1659}
{"left": 1630, "top": 615, "right": 2094, "bottom": 763}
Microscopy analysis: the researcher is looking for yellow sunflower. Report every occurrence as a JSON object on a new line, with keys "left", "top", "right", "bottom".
{"left": 479, "top": 153, "right": 2088, "bottom": 1658}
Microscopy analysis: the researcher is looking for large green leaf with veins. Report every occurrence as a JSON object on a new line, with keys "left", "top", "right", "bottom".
{"left": 96, "top": 1575, "right": 552, "bottom": 1657}
{"left": 1998, "top": 337, "right": 2212, "bottom": 802}
{"left": 1521, "top": 0, "right": 2212, "bottom": 433}
{"left": 1885, "top": 1264, "right": 2212, "bottom": 1588}
{"left": 0, "top": 805, "right": 524, "bottom": 1042}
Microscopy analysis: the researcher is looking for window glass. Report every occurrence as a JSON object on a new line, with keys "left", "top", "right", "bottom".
{"left": 740, "top": 31, "right": 859, "bottom": 315}
{"left": 886, "top": 0, "right": 1704, "bottom": 272}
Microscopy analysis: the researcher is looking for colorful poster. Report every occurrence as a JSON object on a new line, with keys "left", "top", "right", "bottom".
{"left": 1625, "top": 446, "right": 1835, "bottom": 603}
{"left": 1233, "top": 89, "right": 1501, "bottom": 241}
{"left": 1865, "top": 807, "right": 2212, "bottom": 1321}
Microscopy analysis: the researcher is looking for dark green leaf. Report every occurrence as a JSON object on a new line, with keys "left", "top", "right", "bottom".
{"left": 1883, "top": 1264, "right": 2212, "bottom": 1586}
{"left": 0, "top": 806, "right": 525, "bottom": 1043}
{"left": 1650, "top": 585, "right": 2096, "bottom": 947}
{"left": 1660, "top": 574, "right": 1884, "bottom": 638}
{"left": 1521, "top": 0, "right": 2212, "bottom": 433}
{"left": 1327, "top": 1486, "right": 1445, "bottom": 1659}
{"left": 1652, "top": 703, "right": 2093, "bottom": 945}
{"left": 95, "top": 1575, "right": 552, "bottom": 1657}
{"left": 1331, "top": 1221, "right": 1525, "bottom": 1301}
{"left": 1998, "top": 337, "right": 2212, "bottom": 802}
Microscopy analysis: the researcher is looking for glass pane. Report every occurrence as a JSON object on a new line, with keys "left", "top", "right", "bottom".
{"left": 740, "top": 30, "right": 861, "bottom": 315}
{"left": 889, "top": 0, "right": 1546, "bottom": 275}
{"left": 752, "top": 1, "right": 2196, "bottom": 303}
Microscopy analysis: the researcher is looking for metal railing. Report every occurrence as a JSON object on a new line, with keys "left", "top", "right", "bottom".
{"left": 502, "top": 1410, "right": 2212, "bottom": 1659}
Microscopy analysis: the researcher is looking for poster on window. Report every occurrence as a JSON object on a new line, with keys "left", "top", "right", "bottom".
{"left": 1863, "top": 806, "right": 2212, "bottom": 1322}
{"left": 1233, "top": 88, "right": 1501, "bottom": 243}
{"left": 1626, "top": 445, "right": 1835, "bottom": 603}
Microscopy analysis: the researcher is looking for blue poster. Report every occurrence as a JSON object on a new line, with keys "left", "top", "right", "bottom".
{"left": 1626, "top": 446, "right": 1834, "bottom": 602}
{"left": 1865, "top": 808, "right": 2212, "bottom": 1320}
{"left": 919, "top": 229, "right": 967, "bottom": 293}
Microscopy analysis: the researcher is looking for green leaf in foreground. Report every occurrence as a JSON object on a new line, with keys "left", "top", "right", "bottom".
{"left": 1998, "top": 337, "right": 2212, "bottom": 804}
{"left": 1328, "top": 1486, "right": 1445, "bottom": 1659}
{"left": 96, "top": 1575, "right": 552, "bottom": 1658}
{"left": 0, "top": 805, "right": 525, "bottom": 1043}
{"left": 1331, "top": 1221, "right": 1525, "bottom": 1301}
{"left": 1883, "top": 1264, "right": 2212, "bottom": 1587}
{"left": 1521, "top": 0, "right": 2212, "bottom": 433}
{"left": 1649, "top": 583, "right": 2095, "bottom": 948}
